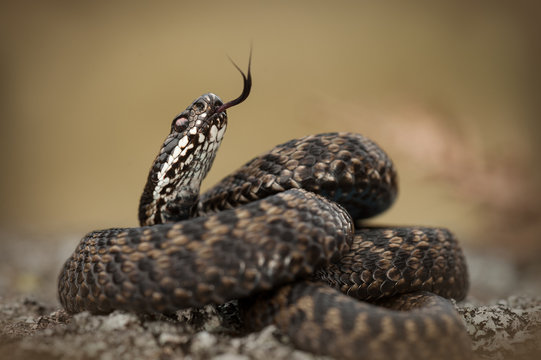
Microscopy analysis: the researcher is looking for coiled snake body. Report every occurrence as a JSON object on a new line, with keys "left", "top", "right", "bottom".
{"left": 58, "top": 61, "right": 471, "bottom": 359}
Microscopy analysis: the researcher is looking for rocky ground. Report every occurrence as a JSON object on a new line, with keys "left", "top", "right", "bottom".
{"left": 1, "top": 234, "right": 540, "bottom": 360}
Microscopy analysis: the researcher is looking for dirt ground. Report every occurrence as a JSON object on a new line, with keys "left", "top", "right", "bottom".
{"left": 1, "top": 234, "right": 540, "bottom": 360}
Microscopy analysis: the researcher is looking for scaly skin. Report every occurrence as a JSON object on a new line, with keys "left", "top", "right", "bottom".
{"left": 58, "top": 60, "right": 471, "bottom": 360}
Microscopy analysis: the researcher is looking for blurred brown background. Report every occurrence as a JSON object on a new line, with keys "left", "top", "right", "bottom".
{"left": 1, "top": 1, "right": 540, "bottom": 300}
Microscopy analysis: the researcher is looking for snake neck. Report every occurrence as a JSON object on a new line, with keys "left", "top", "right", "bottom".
{"left": 138, "top": 57, "right": 251, "bottom": 226}
{"left": 138, "top": 93, "right": 228, "bottom": 226}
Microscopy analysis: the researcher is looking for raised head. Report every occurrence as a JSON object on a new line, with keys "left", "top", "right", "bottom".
{"left": 139, "top": 58, "right": 251, "bottom": 226}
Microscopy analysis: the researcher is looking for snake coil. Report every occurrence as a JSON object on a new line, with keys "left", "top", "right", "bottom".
{"left": 58, "top": 59, "right": 471, "bottom": 360}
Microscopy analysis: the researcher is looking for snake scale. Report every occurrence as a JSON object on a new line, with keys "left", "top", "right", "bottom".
{"left": 58, "top": 59, "right": 472, "bottom": 359}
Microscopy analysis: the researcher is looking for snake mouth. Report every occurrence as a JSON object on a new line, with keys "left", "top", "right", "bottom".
{"left": 203, "top": 111, "right": 227, "bottom": 133}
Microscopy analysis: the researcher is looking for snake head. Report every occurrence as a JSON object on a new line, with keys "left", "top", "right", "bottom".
{"left": 138, "top": 57, "right": 251, "bottom": 226}
{"left": 171, "top": 93, "right": 227, "bottom": 137}
{"left": 171, "top": 52, "right": 252, "bottom": 138}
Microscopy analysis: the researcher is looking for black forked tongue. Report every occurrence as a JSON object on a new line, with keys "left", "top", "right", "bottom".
{"left": 216, "top": 52, "right": 252, "bottom": 113}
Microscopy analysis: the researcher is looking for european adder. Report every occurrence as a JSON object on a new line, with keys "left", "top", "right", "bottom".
{"left": 58, "top": 59, "right": 471, "bottom": 360}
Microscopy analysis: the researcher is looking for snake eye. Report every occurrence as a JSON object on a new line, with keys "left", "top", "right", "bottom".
{"left": 173, "top": 117, "right": 189, "bottom": 132}
{"left": 193, "top": 100, "right": 206, "bottom": 114}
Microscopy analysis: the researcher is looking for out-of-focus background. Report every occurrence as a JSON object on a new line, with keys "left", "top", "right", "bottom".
{"left": 1, "top": 0, "right": 540, "bottom": 303}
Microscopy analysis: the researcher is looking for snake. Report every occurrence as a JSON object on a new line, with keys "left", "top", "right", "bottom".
{"left": 58, "top": 58, "right": 472, "bottom": 360}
